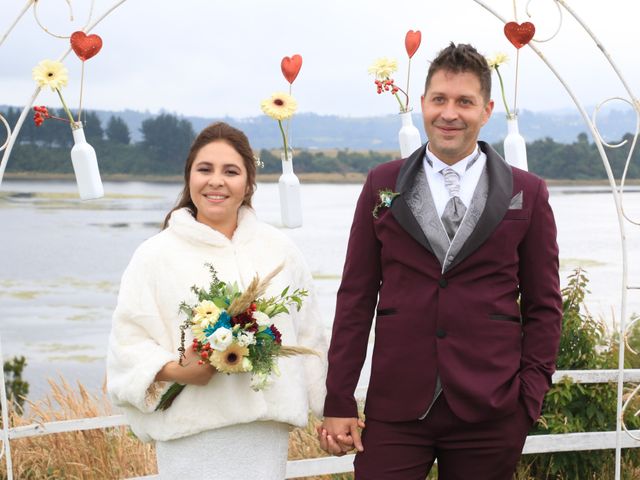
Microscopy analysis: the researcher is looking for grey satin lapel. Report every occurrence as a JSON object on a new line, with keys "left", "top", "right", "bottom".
{"left": 405, "top": 165, "right": 450, "bottom": 265}
{"left": 443, "top": 166, "right": 489, "bottom": 272}
{"left": 447, "top": 142, "right": 513, "bottom": 272}
{"left": 390, "top": 145, "right": 435, "bottom": 254}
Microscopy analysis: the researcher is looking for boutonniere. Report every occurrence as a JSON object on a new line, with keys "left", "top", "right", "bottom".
{"left": 373, "top": 188, "right": 400, "bottom": 218}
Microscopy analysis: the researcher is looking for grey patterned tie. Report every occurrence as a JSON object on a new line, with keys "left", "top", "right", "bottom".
{"left": 441, "top": 167, "right": 466, "bottom": 240}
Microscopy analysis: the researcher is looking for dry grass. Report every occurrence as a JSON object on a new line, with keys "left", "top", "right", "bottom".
{"left": 5, "top": 379, "right": 640, "bottom": 479}
{"left": 0, "top": 377, "right": 348, "bottom": 479}
{"left": 1, "top": 377, "right": 156, "bottom": 479}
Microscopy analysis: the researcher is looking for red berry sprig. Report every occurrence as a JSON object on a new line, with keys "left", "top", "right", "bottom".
{"left": 373, "top": 78, "right": 409, "bottom": 111}
{"left": 32, "top": 105, "right": 71, "bottom": 126}
{"left": 33, "top": 106, "right": 51, "bottom": 127}
{"left": 191, "top": 339, "right": 213, "bottom": 365}
{"left": 374, "top": 79, "right": 399, "bottom": 95}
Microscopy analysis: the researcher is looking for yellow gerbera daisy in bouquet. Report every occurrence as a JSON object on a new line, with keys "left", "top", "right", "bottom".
{"left": 210, "top": 343, "right": 251, "bottom": 374}
{"left": 156, "top": 263, "right": 317, "bottom": 411}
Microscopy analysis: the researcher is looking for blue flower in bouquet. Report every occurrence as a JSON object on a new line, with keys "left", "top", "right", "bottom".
{"left": 264, "top": 327, "right": 276, "bottom": 340}
{"left": 203, "top": 311, "right": 232, "bottom": 337}
{"left": 262, "top": 325, "right": 282, "bottom": 343}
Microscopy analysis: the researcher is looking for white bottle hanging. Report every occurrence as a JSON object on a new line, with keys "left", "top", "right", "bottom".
{"left": 70, "top": 122, "right": 104, "bottom": 200}
{"left": 278, "top": 150, "right": 302, "bottom": 228}
{"left": 503, "top": 114, "right": 528, "bottom": 171}
{"left": 398, "top": 110, "right": 422, "bottom": 158}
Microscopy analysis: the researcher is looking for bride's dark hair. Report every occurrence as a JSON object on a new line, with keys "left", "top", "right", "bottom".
{"left": 162, "top": 122, "right": 257, "bottom": 229}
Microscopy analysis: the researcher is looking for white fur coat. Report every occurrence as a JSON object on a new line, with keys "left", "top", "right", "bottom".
{"left": 107, "top": 207, "right": 328, "bottom": 442}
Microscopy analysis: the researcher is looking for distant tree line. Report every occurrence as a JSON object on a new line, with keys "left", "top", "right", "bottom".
{"left": 2, "top": 108, "right": 639, "bottom": 179}
{"left": 2, "top": 107, "right": 197, "bottom": 176}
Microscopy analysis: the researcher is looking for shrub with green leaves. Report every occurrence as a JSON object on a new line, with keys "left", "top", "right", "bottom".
{"left": 2, "top": 355, "right": 30, "bottom": 413}
{"left": 518, "top": 269, "right": 640, "bottom": 479}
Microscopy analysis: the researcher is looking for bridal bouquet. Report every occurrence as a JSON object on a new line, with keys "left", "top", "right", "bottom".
{"left": 156, "top": 263, "right": 314, "bottom": 411}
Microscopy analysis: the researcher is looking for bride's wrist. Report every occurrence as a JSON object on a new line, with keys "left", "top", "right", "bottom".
{"left": 154, "top": 360, "right": 180, "bottom": 382}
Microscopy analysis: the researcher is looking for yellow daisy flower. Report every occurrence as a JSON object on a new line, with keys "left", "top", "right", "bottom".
{"left": 209, "top": 343, "right": 250, "bottom": 374}
{"left": 191, "top": 324, "right": 208, "bottom": 343}
{"left": 486, "top": 52, "right": 512, "bottom": 118}
{"left": 260, "top": 92, "right": 297, "bottom": 121}
{"left": 193, "top": 300, "right": 221, "bottom": 324}
{"left": 368, "top": 57, "right": 398, "bottom": 80}
{"left": 486, "top": 53, "right": 509, "bottom": 69}
{"left": 32, "top": 59, "right": 69, "bottom": 91}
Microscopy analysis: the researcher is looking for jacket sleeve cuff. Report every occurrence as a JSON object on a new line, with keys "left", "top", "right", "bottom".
{"left": 108, "top": 345, "right": 177, "bottom": 414}
{"left": 323, "top": 394, "right": 359, "bottom": 418}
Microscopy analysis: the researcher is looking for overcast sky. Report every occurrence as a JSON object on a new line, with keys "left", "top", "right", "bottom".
{"left": 2, "top": 0, "right": 639, "bottom": 119}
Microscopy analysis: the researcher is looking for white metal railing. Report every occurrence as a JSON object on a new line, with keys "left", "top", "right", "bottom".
{"left": 2, "top": 368, "right": 640, "bottom": 479}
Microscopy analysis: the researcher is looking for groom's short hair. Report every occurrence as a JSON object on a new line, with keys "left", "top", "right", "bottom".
{"left": 424, "top": 42, "right": 492, "bottom": 102}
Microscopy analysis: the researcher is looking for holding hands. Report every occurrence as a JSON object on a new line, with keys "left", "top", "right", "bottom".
{"left": 317, "top": 417, "right": 366, "bottom": 456}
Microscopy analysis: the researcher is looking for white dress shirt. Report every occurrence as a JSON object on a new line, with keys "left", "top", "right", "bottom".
{"left": 423, "top": 144, "right": 487, "bottom": 217}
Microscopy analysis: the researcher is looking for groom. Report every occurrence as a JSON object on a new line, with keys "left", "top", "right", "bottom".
{"left": 319, "top": 43, "right": 562, "bottom": 479}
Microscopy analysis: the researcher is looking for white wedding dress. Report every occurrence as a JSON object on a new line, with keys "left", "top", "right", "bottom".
{"left": 155, "top": 421, "right": 289, "bottom": 479}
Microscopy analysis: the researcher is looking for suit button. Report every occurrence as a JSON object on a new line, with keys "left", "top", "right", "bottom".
{"left": 436, "top": 329, "right": 447, "bottom": 338}
{"left": 438, "top": 277, "right": 448, "bottom": 288}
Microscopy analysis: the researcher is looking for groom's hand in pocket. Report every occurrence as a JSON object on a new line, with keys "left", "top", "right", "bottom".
{"left": 317, "top": 417, "right": 365, "bottom": 456}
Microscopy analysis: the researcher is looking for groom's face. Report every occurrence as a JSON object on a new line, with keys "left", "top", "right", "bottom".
{"left": 421, "top": 69, "right": 494, "bottom": 165}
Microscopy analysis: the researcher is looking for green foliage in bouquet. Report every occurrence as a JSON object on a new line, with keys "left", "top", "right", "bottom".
{"left": 517, "top": 268, "right": 640, "bottom": 479}
{"left": 256, "top": 285, "right": 306, "bottom": 318}
{"left": 156, "top": 263, "right": 312, "bottom": 411}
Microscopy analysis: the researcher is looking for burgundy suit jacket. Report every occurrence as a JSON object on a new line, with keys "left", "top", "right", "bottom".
{"left": 323, "top": 142, "right": 562, "bottom": 424}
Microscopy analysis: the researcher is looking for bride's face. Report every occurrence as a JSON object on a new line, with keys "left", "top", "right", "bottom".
{"left": 189, "top": 140, "right": 249, "bottom": 234}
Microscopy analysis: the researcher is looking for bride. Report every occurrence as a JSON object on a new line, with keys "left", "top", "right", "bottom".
{"left": 107, "top": 122, "right": 327, "bottom": 478}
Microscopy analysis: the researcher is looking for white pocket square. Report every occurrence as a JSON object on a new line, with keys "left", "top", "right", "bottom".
{"left": 509, "top": 191, "right": 523, "bottom": 209}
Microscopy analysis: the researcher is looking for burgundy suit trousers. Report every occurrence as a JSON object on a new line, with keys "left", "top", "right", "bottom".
{"left": 353, "top": 393, "right": 533, "bottom": 480}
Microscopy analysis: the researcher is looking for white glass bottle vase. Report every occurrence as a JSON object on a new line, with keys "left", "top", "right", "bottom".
{"left": 503, "top": 115, "right": 528, "bottom": 171}
{"left": 71, "top": 123, "right": 104, "bottom": 200}
{"left": 398, "top": 110, "right": 422, "bottom": 158}
{"left": 279, "top": 151, "right": 302, "bottom": 228}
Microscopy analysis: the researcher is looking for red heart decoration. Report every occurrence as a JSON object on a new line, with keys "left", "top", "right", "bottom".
{"left": 405, "top": 30, "right": 421, "bottom": 59}
{"left": 281, "top": 54, "right": 303, "bottom": 84}
{"left": 70, "top": 31, "right": 103, "bottom": 61}
{"left": 504, "top": 22, "right": 535, "bottom": 49}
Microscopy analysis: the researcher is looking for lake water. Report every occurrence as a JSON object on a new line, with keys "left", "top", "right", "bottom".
{"left": 0, "top": 179, "right": 639, "bottom": 401}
